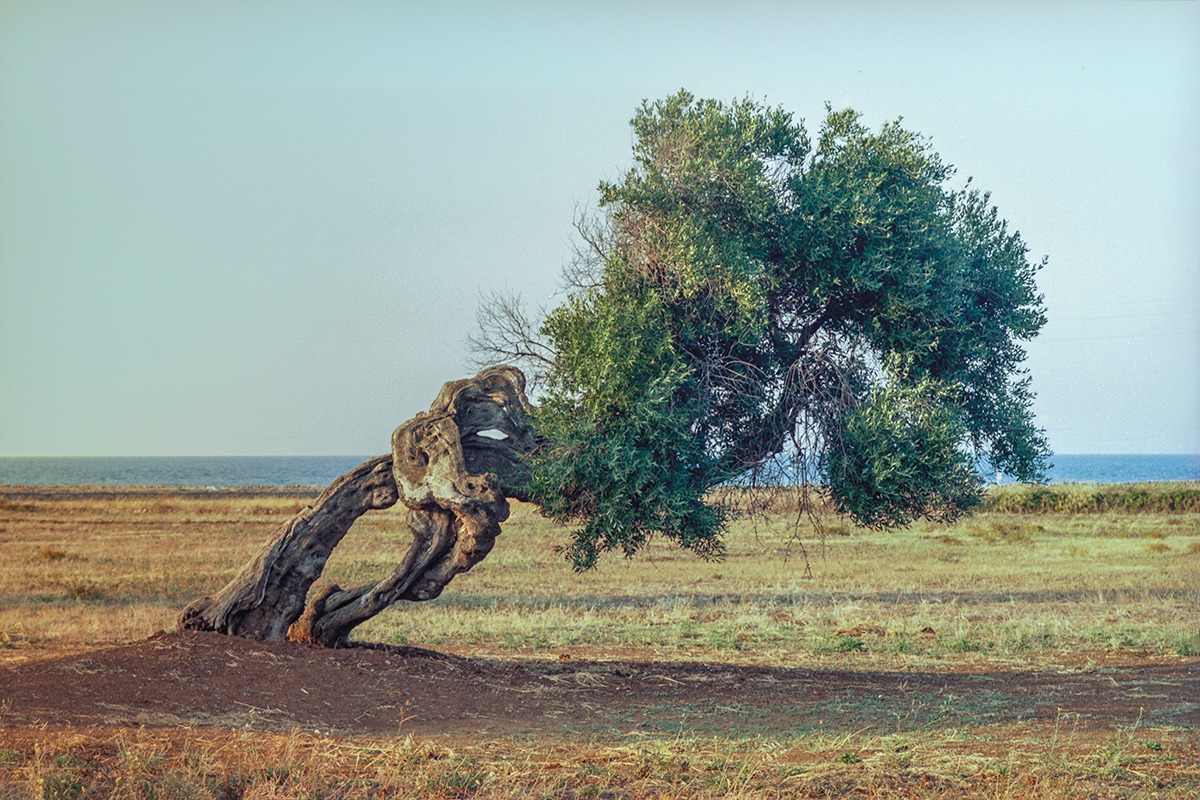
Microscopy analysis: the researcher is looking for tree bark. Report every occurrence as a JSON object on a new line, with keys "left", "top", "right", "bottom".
{"left": 177, "top": 455, "right": 398, "bottom": 641}
{"left": 178, "top": 366, "right": 537, "bottom": 646}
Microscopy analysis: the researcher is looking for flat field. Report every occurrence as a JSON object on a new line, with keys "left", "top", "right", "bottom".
{"left": 0, "top": 483, "right": 1197, "bottom": 798}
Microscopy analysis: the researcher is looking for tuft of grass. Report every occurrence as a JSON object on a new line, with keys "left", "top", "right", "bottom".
{"left": 32, "top": 546, "right": 71, "bottom": 562}
{"left": 1173, "top": 632, "right": 1200, "bottom": 656}
{"left": 833, "top": 635, "right": 866, "bottom": 652}
{"left": 961, "top": 520, "right": 1044, "bottom": 545}
{"left": 59, "top": 580, "right": 111, "bottom": 602}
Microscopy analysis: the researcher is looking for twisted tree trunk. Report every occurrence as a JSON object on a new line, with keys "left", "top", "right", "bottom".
{"left": 178, "top": 366, "right": 538, "bottom": 647}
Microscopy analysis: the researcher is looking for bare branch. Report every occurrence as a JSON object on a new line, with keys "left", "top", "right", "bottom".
{"left": 562, "top": 206, "right": 611, "bottom": 292}
{"left": 468, "top": 291, "right": 556, "bottom": 387}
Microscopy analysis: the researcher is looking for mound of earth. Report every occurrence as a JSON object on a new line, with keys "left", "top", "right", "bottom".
{"left": 2, "top": 632, "right": 1196, "bottom": 738}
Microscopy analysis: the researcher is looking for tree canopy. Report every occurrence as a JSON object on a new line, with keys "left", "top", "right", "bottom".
{"left": 479, "top": 91, "right": 1049, "bottom": 570}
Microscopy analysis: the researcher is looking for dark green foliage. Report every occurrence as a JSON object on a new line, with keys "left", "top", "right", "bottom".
{"left": 531, "top": 283, "right": 727, "bottom": 569}
{"left": 511, "top": 91, "right": 1049, "bottom": 567}
{"left": 823, "top": 367, "right": 984, "bottom": 527}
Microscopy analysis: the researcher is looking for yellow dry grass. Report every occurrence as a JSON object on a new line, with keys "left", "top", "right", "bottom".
{"left": 4, "top": 486, "right": 1196, "bottom": 666}
{"left": 1, "top": 484, "right": 1198, "bottom": 798}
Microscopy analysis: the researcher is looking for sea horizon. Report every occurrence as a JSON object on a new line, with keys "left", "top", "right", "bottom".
{"left": 0, "top": 453, "right": 1197, "bottom": 488}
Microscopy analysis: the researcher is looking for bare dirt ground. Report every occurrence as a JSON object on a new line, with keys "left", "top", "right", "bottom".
{"left": 3, "top": 631, "right": 1196, "bottom": 739}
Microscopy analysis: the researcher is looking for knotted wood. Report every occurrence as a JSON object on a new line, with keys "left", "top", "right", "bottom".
{"left": 178, "top": 366, "right": 537, "bottom": 646}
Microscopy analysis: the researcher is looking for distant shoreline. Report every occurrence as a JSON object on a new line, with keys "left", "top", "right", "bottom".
{"left": 1, "top": 453, "right": 1198, "bottom": 488}
{"left": 3, "top": 480, "right": 1198, "bottom": 498}
{"left": 0, "top": 484, "right": 322, "bottom": 500}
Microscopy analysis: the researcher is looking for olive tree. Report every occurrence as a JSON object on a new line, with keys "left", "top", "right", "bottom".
{"left": 182, "top": 91, "right": 1048, "bottom": 645}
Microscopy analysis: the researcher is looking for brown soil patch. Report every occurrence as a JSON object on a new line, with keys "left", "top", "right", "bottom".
{"left": 3, "top": 632, "right": 1196, "bottom": 738}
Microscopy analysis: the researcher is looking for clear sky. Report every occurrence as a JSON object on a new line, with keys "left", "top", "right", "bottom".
{"left": 1, "top": 0, "right": 1197, "bottom": 457}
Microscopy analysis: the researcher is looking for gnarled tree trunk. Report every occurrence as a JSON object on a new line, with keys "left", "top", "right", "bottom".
{"left": 178, "top": 366, "right": 538, "bottom": 647}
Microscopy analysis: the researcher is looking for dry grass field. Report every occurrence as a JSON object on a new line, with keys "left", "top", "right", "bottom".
{"left": 1, "top": 483, "right": 1198, "bottom": 798}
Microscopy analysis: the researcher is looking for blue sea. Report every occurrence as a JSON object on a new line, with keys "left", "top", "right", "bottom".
{"left": 0, "top": 453, "right": 1197, "bottom": 488}
{"left": 0, "top": 456, "right": 375, "bottom": 488}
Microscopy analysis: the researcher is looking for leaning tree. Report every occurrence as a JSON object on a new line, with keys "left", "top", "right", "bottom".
{"left": 179, "top": 367, "right": 540, "bottom": 647}
{"left": 181, "top": 91, "right": 1048, "bottom": 645}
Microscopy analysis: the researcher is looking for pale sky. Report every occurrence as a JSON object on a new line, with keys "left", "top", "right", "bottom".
{"left": 1, "top": 1, "right": 1197, "bottom": 457}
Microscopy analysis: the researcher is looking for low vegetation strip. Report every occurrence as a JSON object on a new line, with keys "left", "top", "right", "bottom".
{"left": 981, "top": 482, "right": 1200, "bottom": 514}
{"left": 711, "top": 482, "right": 1200, "bottom": 516}
{"left": 3, "top": 481, "right": 1196, "bottom": 517}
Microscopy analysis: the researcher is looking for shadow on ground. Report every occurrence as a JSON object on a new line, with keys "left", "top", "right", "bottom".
{"left": 3, "top": 632, "right": 1196, "bottom": 738}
